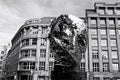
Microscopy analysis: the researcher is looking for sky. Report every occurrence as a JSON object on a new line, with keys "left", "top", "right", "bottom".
{"left": 0, "top": 0, "right": 120, "bottom": 50}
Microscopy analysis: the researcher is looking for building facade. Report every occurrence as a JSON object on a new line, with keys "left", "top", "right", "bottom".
{"left": 86, "top": 2, "right": 120, "bottom": 80}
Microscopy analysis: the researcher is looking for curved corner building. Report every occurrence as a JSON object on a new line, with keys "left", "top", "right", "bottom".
{"left": 6, "top": 17, "right": 55, "bottom": 80}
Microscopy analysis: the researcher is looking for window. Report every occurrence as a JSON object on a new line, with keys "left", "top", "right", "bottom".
{"left": 107, "top": 8, "right": 114, "bottom": 15}
{"left": 111, "top": 50, "right": 118, "bottom": 59}
{"left": 91, "top": 29, "right": 97, "bottom": 35}
{"left": 92, "top": 50, "right": 99, "bottom": 59}
{"left": 32, "top": 38, "right": 37, "bottom": 45}
{"left": 40, "top": 49, "right": 46, "bottom": 58}
{"left": 93, "top": 63, "right": 99, "bottom": 72}
{"left": 110, "top": 39, "right": 117, "bottom": 47}
{"left": 19, "top": 62, "right": 35, "bottom": 70}
{"left": 109, "top": 18, "right": 115, "bottom": 25}
{"left": 112, "top": 63, "right": 119, "bottom": 71}
{"left": 103, "top": 77, "right": 110, "bottom": 80}
{"left": 100, "top": 29, "right": 106, "bottom": 35}
{"left": 21, "top": 50, "right": 30, "bottom": 58}
{"left": 110, "top": 29, "right": 116, "bottom": 35}
{"left": 103, "top": 63, "right": 109, "bottom": 72}
{"left": 100, "top": 18, "right": 106, "bottom": 25}
{"left": 41, "top": 38, "right": 47, "bottom": 46}
{"left": 80, "top": 63, "right": 85, "bottom": 72}
{"left": 98, "top": 7, "right": 105, "bottom": 14}
{"left": 101, "top": 39, "right": 107, "bottom": 47}
{"left": 31, "top": 50, "right": 36, "bottom": 56}
{"left": 33, "top": 26, "right": 38, "bottom": 34}
{"left": 102, "top": 50, "right": 108, "bottom": 59}
{"left": 81, "top": 52, "right": 85, "bottom": 58}
{"left": 49, "top": 62, "right": 54, "bottom": 71}
{"left": 91, "top": 18, "right": 97, "bottom": 25}
{"left": 116, "top": 7, "right": 120, "bottom": 15}
{"left": 49, "top": 53, "right": 54, "bottom": 58}
{"left": 39, "top": 62, "right": 45, "bottom": 70}
{"left": 93, "top": 77, "right": 100, "bottom": 80}
{"left": 22, "top": 39, "right": 29, "bottom": 46}
{"left": 41, "top": 26, "right": 48, "bottom": 34}
{"left": 92, "top": 39, "right": 98, "bottom": 47}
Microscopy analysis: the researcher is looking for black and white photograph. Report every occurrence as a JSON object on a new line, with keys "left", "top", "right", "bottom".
{"left": 0, "top": 0, "right": 120, "bottom": 80}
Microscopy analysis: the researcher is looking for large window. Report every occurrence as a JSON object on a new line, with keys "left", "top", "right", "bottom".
{"left": 100, "top": 18, "right": 106, "bottom": 25}
{"left": 110, "top": 39, "right": 117, "bottom": 47}
{"left": 31, "top": 50, "right": 36, "bottom": 56}
{"left": 32, "top": 38, "right": 37, "bottom": 45}
{"left": 110, "top": 29, "right": 116, "bottom": 35}
{"left": 92, "top": 39, "right": 98, "bottom": 47}
{"left": 98, "top": 7, "right": 105, "bottom": 14}
{"left": 109, "top": 18, "right": 115, "bottom": 25}
{"left": 93, "top": 63, "right": 99, "bottom": 72}
{"left": 93, "top": 77, "right": 100, "bottom": 80}
{"left": 19, "top": 62, "right": 35, "bottom": 70}
{"left": 40, "top": 49, "right": 46, "bottom": 58}
{"left": 101, "top": 39, "right": 107, "bottom": 47}
{"left": 39, "top": 62, "right": 45, "bottom": 70}
{"left": 116, "top": 7, "right": 120, "bottom": 15}
{"left": 112, "top": 63, "right": 119, "bottom": 71}
{"left": 49, "top": 62, "right": 54, "bottom": 71}
{"left": 91, "top": 18, "right": 97, "bottom": 25}
{"left": 41, "top": 38, "right": 47, "bottom": 46}
{"left": 111, "top": 50, "right": 118, "bottom": 59}
{"left": 80, "top": 63, "right": 85, "bottom": 72}
{"left": 91, "top": 29, "right": 97, "bottom": 35}
{"left": 92, "top": 50, "right": 99, "bottom": 59}
{"left": 102, "top": 50, "right": 108, "bottom": 59}
{"left": 103, "top": 63, "right": 109, "bottom": 72}
{"left": 107, "top": 8, "right": 114, "bottom": 15}
{"left": 21, "top": 50, "right": 30, "bottom": 58}
{"left": 100, "top": 29, "right": 106, "bottom": 35}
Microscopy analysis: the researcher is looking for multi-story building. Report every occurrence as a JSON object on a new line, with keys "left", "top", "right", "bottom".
{"left": 6, "top": 17, "right": 55, "bottom": 80}
{"left": 86, "top": 2, "right": 120, "bottom": 80}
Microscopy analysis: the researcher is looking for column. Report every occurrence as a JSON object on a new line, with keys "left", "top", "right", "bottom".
{"left": 97, "top": 17, "right": 103, "bottom": 72}
{"left": 106, "top": 18, "right": 113, "bottom": 72}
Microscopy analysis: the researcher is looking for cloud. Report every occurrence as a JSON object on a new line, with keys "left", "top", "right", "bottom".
{"left": 0, "top": 0, "right": 119, "bottom": 48}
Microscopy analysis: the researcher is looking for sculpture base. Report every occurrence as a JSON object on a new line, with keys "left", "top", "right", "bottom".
{"left": 51, "top": 65, "right": 87, "bottom": 80}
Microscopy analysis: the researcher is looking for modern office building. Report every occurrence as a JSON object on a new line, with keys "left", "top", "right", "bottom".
{"left": 86, "top": 2, "right": 120, "bottom": 80}
{"left": 5, "top": 17, "right": 55, "bottom": 80}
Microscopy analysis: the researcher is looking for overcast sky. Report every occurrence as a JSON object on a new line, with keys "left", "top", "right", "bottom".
{"left": 0, "top": 0, "right": 119, "bottom": 50}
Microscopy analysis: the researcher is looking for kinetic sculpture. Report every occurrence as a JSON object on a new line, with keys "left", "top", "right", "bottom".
{"left": 48, "top": 14, "right": 87, "bottom": 80}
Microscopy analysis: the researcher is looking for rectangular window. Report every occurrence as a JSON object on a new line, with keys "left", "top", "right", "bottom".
{"left": 116, "top": 7, "right": 120, "bottom": 15}
{"left": 30, "top": 62, "right": 35, "bottom": 70}
{"left": 31, "top": 50, "right": 36, "bottom": 56}
{"left": 93, "top": 77, "right": 100, "bottom": 80}
{"left": 41, "top": 38, "right": 47, "bottom": 46}
{"left": 102, "top": 50, "right": 108, "bottom": 59}
{"left": 100, "top": 29, "right": 106, "bottom": 35}
{"left": 93, "top": 63, "right": 99, "bottom": 72}
{"left": 110, "top": 29, "right": 116, "bottom": 35}
{"left": 91, "top": 18, "right": 97, "bottom": 25}
{"left": 80, "top": 63, "right": 85, "bottom": 72}
{"left": 39, "top": 62, "right": 45, "bottom": 70}
{"left": 49, "top": 53, "right": 54, "bottom": 58}
{"left": 111, "top": 50, "right": 118, "bottom": 59}
{"left": 110, "top": 39, "right": 117, "bottom": 47}
{"left": 107, "top": 8, "right": 114, "bottom": 15}
{"left": 19, "top": 62, "right": 35, "bottom": 70}
{"left": 32, "top": 38, "right": 37, "bottom": 45}
{"left": 41, "top": 26, "right": 48, "bottom": 34}
{"left": 103, "top": 63, "right": 109, "bottom": 72}
{"left": 91, "top": 29, "right": 97, "bottom": 35}
{"left": 100, "top": 18, "right": 106, "bottom": 25}
{"left": 112, "top": 63, "right": 119, "bottom": 71}
{"left": 92, "top": 50, "right": 99, "bottom": 59}
{"left": 92, "top": 39, "right": 98, "bottom": 47}
{"left": 22, "top": 39, "right": 29, "bottom": 46}
{"left": 98, "top": 7, "right": 105, "bottom": 14}
{"left": 109, "top": 18, "right": 115, "bottom": 25}
{"left": 101, "top": 39, "right": 107, "bottom": 47}
{"left": 49, "top": 62, "right": 54, "bottom": 71}
{"left": 40, "top": 49, "right": 46, "bottom": 58}
{"left": 21, "top": 50, "right": 30, "bottom": 58}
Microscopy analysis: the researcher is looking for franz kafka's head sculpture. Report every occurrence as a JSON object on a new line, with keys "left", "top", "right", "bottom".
{"left": 48, "top": 14, "right": 87, "bottom": 67}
